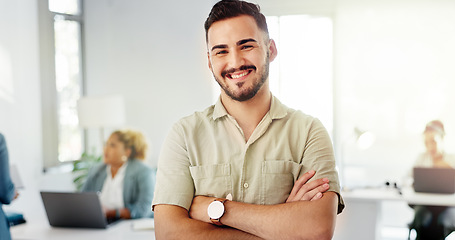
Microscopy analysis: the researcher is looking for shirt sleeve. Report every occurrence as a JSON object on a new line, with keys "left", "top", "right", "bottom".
{"left": 152, "top": 122, "right": 195, "bottom": 211}
{"left": 298, "top": 118, "right": 345, "bottom": 214}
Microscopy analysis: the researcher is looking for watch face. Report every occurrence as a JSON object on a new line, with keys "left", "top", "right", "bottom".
{"left": 207, "top": 201, "right": 224, "bottom": 219}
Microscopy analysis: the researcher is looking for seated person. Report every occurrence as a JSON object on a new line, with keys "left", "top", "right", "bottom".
{"left": 0, "top": 133, "right": 19, "bottom": 240}
{"left": 409, "top": 120, "right": 455, "bottom": 240}
{"left": 81, "top": 129, "right": 155, "bottom": 219}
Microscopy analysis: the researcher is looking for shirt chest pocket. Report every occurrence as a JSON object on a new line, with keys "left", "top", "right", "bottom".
{"left": 189, "top": 163, "right": 232, "bottom": 198}
{"left": 261, "top": 160, "right": 302, "bottom": 204}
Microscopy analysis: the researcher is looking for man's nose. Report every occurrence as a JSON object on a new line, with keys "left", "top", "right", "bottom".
{"left": 227, "top": 49, "right": 245, "bottom": 69}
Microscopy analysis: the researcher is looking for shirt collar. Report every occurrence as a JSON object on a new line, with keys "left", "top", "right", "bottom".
{"left": 212, "top": 95, "right": 288, "bottom": 121}
{"left": 106, "top": 161, "right": 128, "bottom": 178}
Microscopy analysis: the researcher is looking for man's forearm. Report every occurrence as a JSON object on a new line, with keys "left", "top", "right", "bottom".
{"left": 219, "top": 192, "right": 338, "bottom": 240}
{"left": 154, "top": 204, "right": 263, "bottom": 240}
{"left": 188, "top": 172, "right": 339, "bottom": 240}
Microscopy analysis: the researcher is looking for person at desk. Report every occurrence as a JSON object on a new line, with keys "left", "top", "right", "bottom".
{"left": 82, "top": 129, "right": 154, "bottom": 220}
{"left": 409, "top": 120, "right": 455, "bottom": 240}
{"left": 0, "top": 133, "right": 19, "bottom": 240}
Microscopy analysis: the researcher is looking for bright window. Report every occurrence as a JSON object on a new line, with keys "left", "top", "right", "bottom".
{"left": 50, "top": 0, "right": 84, "bottom": 162}
{"left": 267, "top": 15, "right": 334, "bottom": 134}
{"left": 49, "top": 0, "right": 80, "bottom": 15}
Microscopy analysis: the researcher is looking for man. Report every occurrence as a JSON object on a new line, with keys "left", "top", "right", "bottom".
{"left": 152, "top": 0, "right": 344, "bottom": 239}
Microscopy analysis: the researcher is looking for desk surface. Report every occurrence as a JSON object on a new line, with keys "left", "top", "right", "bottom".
{"left": 11, "top": 218, "right": 155, "bottom": 240}
{"left": 342, "top": 187, "right": 455, "bottom": 206}
{"left": 6, "top": 188, "right": 156, "bottom": 240}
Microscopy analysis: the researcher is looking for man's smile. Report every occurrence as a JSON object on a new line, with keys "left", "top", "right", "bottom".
{"left": 222, "top": 65, "right": 256, "bottom": 82}
{"left": 227, "top": 70, "right": 251, "bottom": 80}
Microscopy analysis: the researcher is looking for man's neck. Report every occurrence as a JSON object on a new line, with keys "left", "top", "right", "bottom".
{"left": 220, "top": 88, "right": 272, "bottom": 141}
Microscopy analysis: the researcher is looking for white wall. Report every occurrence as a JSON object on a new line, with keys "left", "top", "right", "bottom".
{"left": 0, "top": 0, "right": 42, "bottom": 181}
{"left": 334, "top": 0, "right": 455, "bottom": 188}
{"left": 83, "top": 0, "right": 215, "bottom": 166}
{"left": 0, "top": 0, "right": 47, "bottom": 220}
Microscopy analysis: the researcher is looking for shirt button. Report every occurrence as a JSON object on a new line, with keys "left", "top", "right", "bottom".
{"left": 243, "top": 183, "right": 249, "bottom": 189}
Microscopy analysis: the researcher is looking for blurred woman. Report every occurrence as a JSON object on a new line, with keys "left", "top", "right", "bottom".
{"left": 82, "top": 129, "right": 154, "bottom": 219}
{"left": 0, "top": 133, "right": 18, "bottom": 240}
{"left": 414, "top": 120, "right": 454, "bottom": 168}
{"left": 409, "top": 120, "right": 455, "bottom": 240}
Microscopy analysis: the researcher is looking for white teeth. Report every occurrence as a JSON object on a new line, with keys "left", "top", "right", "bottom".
{"left": 231, "top": 71, "right": 248, "bottom": 79}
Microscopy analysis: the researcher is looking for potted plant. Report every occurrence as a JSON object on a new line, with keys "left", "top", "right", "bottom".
{"left": 72, "top": 150, "right": 102, "bottom": 191}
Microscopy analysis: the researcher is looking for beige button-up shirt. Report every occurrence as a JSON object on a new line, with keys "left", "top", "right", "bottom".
{"left": 153, "top": 96, "right": 344, "bottom": 213}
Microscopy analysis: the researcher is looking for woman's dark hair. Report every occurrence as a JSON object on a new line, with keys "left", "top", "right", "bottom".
{"left": 204, "top": 0, "right": 269, "bottom": 42}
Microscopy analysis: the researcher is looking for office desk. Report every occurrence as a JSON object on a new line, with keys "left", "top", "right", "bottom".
{"left": 5, "top": 187, "right": 155, "bottom": 240}
{"left": 402, "top": 188, "right": 455, "bottom": 206}
{"left": 11, "top": 218, "right": 155, "bottom": 240}
{"left": 334, "top": 187, "right": 455, "bottom": 240}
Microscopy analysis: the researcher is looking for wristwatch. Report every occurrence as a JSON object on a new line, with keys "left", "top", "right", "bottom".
{"left": 207, "top": 198, "right": 227, "bottom": 226}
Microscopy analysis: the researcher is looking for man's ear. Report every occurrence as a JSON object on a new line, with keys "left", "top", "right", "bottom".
{"left": 268, "top": 39, "right": 278, "bottom": 62}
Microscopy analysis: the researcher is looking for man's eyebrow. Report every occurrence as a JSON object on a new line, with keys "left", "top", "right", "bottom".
{"left": 210, "top": 39, "right": 257, "bottom": 52}
{"left": 211, "top": 44, "right": 228, "bottom": 52}
{"left": 237, "top": 38, "right": 257, "bottom": 46}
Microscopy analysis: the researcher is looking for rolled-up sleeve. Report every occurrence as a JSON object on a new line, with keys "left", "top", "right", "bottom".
{"left": 299, "top": 118, "right": 344, "bottom": 214}
{"left": 152, "top": 123, "right": 195, "bottom": 211}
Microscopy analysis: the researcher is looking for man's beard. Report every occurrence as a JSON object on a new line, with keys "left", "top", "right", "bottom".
{"left": 213, "top": 55, "right": 270, "bottom": 102}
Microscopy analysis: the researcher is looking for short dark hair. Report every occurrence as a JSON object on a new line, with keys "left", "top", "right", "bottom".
{"left": 204, "top": 0, "right": 269, "bottom": 42}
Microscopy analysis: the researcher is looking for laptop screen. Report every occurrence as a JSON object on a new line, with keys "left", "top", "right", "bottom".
{"left": 413, "top": 167, "right": 455, "bottom": 194}
{"left": 40, "top": 191, "right": 119, "bottom": 228}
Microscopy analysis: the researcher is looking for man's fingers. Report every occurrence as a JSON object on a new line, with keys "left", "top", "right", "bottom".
{"left": 310, "top": 192, "right": 323, "bottom": 201}
{"left": 293, "top": 180, "right": 329, "bottom": 201}
{"left": 288, "top": 170, "right": 315, "bottom": 199}
{"left": 291, "top": 178, "right": 329, "bottom": 201}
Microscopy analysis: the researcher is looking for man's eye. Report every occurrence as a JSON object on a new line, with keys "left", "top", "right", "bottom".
{"left": 216, "top": 50, "right": 228, "bottom": 55}
{"left": 241, "top": 45, "right": 253, "bottom": 50}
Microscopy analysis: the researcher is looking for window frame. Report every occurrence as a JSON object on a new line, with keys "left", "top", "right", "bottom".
{"left": 38, "top": 0, "right": 86, "bottom": 169}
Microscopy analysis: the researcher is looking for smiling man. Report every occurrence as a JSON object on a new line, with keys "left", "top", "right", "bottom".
{"left": 152, "top": 1, "right": 344, "bottom": 239}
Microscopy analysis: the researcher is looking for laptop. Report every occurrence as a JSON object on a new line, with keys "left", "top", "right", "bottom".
{"left": 413, "top": 167, "right": 455, "bottom": 194}
{"left": 40, "top": 191, "right": 120, "bottom": 228}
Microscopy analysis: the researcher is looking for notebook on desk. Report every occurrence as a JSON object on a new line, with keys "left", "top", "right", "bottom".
{"left": 40, "top": 191, "right": 120, "bottom": 229}
{"left": 413, "top": 167, "right": 455, "bottom": 194}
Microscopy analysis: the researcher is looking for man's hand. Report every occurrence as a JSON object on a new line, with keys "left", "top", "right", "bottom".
{"left": 286, "top": 170, "right": 330, "bottom": 203}
{"left": 189, "top": 195, "right": 216, "bottom": 223}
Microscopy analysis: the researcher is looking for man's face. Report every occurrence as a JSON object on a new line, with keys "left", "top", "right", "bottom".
{"left": 207, "top": 15, "right": 277, "bottom": 102}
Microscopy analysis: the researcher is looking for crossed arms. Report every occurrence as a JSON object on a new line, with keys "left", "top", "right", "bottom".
{"left": 154, "top": 170, "right": 339, "bottom": 240}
